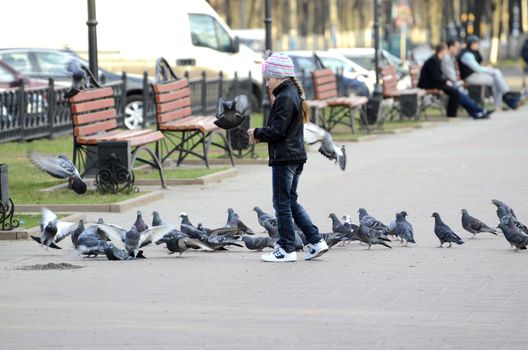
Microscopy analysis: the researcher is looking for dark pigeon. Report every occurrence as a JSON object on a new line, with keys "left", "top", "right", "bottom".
{"left": 225, "top": 208, "right": 254, "bottom": 235}
{"left": 395, "top": 212, "right": 415, "bottom": 246}
{"left": 358, "top": 208, "right": 388, "bottom": 231}
{"left": 491, "top": 199, "right": 517, "bottom": 220}
{"left": 156, "top": 232, "right": 214, "bottom": 256}
{"left": 203, "top": 235, "right": 244, "bottom": 250}
{"left": 104, "top": 244, "right": 139, "bottom": 260}
{"left": 179, "top": 212, "right": 194, "bottom": 227}
{"left": 242, "top": 236, "right": 277, "bottom": 251}
{"left": 181, "top": 224, "right": 208, "bottom": 240}
{"left": 214, "top": 95, "right": 250, "bottom": 130}
{"left": 329, "top": 213, "right": 359, "bottom": 243}
{"left": 76, "top": 225, "right": 110, "bottom": 257}
{"left": 29, "top": 152, "right": 86, "bottom": 194}
{"left": 432, "top": 212, "right": 464, "bottom": 248}
{"left": 461, "top": 209, "right": 498, "bottom": 239}
{"left": 152, "top": 211, "right": 167, "bottom": 227}
{"left": 133, "top": 210, "right": 148, "bottom": 233}
{"left": 357, "top": 224, "right": 392, "bottom": 249}
{"left": 498, "top": 215, "right": 528, "bottom": 251}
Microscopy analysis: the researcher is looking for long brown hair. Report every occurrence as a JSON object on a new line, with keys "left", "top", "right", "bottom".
{"left": 289, "top": 77, "right": 310, "bottom": 123}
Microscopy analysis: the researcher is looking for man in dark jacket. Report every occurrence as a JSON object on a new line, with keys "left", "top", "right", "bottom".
{"left": 418, "top": 43, "right": 460, "bottom": 117}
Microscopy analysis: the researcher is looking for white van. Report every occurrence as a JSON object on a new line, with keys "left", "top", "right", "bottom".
{"left": 0, "top": 0, "right": 263, "bottom": 108}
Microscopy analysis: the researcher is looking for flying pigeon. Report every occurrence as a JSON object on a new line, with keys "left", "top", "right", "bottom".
{"left": 31, "top": 208, "right": 78, "bottom": 249}
{"left": 214, "top": 95, "right": 250, "bottom": 130}
{"left": 461, "top": 209, "right": 498, "bottom": 239}
{"left": 395, "top": 212, "right": 415, "bottom": 246}
{"left": 242, "top": 236, "right": 277, "bottom": 251}
{"left": 357, "top": 224, "right": 392, "bottom": 249}
{"left": 432, "top": 212, "right": 464, "bottom": 248}
{"left": 498, "top": 215, "right": 528, "bottom": 251}
{"left": 358, "top": 208, "right": 388, "bottom": 231}
{"left": 304, "top": 122, "right": 346, "bottom": 171}
{"left": 29, "top": 152, "right": 86, "bottom": 194}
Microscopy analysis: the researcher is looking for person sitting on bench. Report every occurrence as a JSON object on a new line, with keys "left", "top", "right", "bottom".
{"left": 458, "top": 35, "right": 520, "bottom": 110}
{"left": 442, "top": 39, "right": 493, "bottom": 119}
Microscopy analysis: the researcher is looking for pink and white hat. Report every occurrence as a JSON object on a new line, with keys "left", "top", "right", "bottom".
{"left": 262, "top": 53, "right": 295, "bottom": 79}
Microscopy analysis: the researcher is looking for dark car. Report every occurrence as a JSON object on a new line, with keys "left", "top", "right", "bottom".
{"left": 0, "top": 48, "right": 145, "bottom": 129}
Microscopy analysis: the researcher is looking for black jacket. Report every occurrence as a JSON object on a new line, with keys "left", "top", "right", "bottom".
{"left": 458, "top": 48, "right": 483, "bottom": 80}
{"left": 254, "top": 80, "right": 307, "bottom": 166}
{"left": 418, "top": 54, "right": 448, "bottom": 89}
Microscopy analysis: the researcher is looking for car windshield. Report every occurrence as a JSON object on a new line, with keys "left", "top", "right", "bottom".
{"left": 290, "top": 56, "right": 315, "bottom": 76}
{"left": 189, "top": 14, "right": 232, "bottom": 52}
{"left": 0, "top": 64, "right": 16, "bottom": 83}
{"left": 0, "top": 52, "right": 33, "bottom": 74}
{"left": 34, "top": 51, "right": 70, "bottom": 75}
{"left": 347, "top": 56, "right": 373, "bottom": 70}
{"left": 319, "top": 57, "right": 357, "bottom": 74}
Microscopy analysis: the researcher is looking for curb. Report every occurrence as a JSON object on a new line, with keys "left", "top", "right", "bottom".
{"left": 0, "top": 212, "right": 87, "bottom": 241}
{"left": 134, "top": 167, "right": 239, "bottom": 186}
{"left": 15, "top": 190, "right": 165, "bottom": 213}
{"left": 182, "top": 158, "right": 268, "bottom": 166}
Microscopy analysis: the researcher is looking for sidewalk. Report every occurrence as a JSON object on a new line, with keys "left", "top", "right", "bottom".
{"left": 0, "top": 107, "right": 527, "bottom": 349}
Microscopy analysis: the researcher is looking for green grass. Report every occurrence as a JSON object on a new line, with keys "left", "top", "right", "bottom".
{"left": 136, "top": 166, "right": 228, "bottom": 179}
{"left": 12, "top": 213, "right": 67, "bottom": 229}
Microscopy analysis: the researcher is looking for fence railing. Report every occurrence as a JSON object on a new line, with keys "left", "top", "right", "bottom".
{"left": 0, "top": 72, "right": 253, "bottom": 144}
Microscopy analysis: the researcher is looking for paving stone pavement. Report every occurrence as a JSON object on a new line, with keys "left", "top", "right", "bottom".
{"left": 1, "top": 107, "right": 527, "bottom": 350}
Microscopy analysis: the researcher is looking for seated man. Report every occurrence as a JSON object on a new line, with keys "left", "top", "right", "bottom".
{"left": 442, "top": 39, "right": 493, "bottom": 119}
{"left": 458, "top": 35, "right": 520, "bottom": 110}
{"left": 418, "top": 44, "right": 460, "bottom": 117}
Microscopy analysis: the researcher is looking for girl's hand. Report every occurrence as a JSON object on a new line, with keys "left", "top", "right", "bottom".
{"left": 247, "top": 128, "right": 259, "bottom": 144}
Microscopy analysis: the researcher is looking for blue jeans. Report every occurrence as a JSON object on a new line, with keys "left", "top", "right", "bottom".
{"left": 272, "top": 163, "right": 322, "bottom": 253}
{"left": 456, "top": 88, "right": 484, "bottom": 117}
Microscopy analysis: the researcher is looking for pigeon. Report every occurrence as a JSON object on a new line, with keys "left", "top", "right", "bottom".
{"left": 31, "top": 208, "right": 78, "bottom": 249}
{"left": 152, "top": 211, "right": 167, "bottom": 227}
{"left": 96, "top": 222, "right": 175, "bottom": 257}
{"left": 384, "top": 211, "right": 407, "bottom": 239}
{"left": 181, "top": 224, "right": 208, "bottom": 240}
{"left": 461, "top": 209, "right": 498, "bottom": 239}
{"left": 432, "top": 212, "right": 464, "bottom": 248}
{"left": 155, "top": 232, "right": 214, "bottom": 256}
{"left": 498, "top": 215, "right": 528, "bottom": 251}
{"left": 104, "top": 244, "right": 142, "bottom": 260}
{"left": 341, "top": 214, "right": 354, "bottom": 230}
{"left": 395, "top": 212, "right": 415, "bottom": 246}
{"left": 322, "top": 232, "right": 347, "bottom": 248}
{"left": 357, "top": 224, "right": 392, "bottom": 249}
{"left": 76, "top": 225, "right": 110, "bottom": 257}
{"left": 253, "top": 206, "right": 277, "bottom": 227}
{"left": 225, "top": 208, "right": 254, "bottom": 235}
{"left": 203, "top": 235, "right": 244, "bottom": 250}
{"left": 329, "top": 213, "right": 359, "bottom": 242}
{"left": 214, "top": 95, "right": 250, "bottom": 130}
{"left": 491, "top": 199, "right": 517, "bottom": 220}
{"left": 133, "top": 210, "right": 148, "bottom": 233}
{"left": 63, "top": 58, "right": 101, "bottom": 98}
{"left": 196, "top": 223, "right": 241, "bottom": 238}
{"left": 358, "top": 208, "right": 387, "bottom": 231}
{"left": 29, "top": 152, "right": 86, "bottom": 194}
{"left": 242, "top": 236, "right": 277, "bottom": 251}
{"left": 179, "top": 212, "right": 194, "bottom": 227}
{"left": 304, "top": 122, "right": 346, "bottom": 171}
{"left": 71, "top": 219, "right": 86, "bottom": 247}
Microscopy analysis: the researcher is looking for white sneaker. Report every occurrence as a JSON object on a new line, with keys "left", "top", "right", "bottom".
{"left": 261, "top": 245, "right": 296, "bottom": 263}
{"left": 304, "top": 239, "right": 329, "bottom": 260}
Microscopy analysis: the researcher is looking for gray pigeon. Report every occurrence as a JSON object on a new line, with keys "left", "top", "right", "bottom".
{"left": 31, "top": 208, "right": 78, "bottom": 249}
{"left": 181, "top": 223, "right": 208, "bottom": 240}
{"left": 357, "top": 224, "right": 392, "bottom": 249}
{"left": 384, "top": 211, "right": 408, "bottom": 239}
{"left": 203, "top": 235, "right": 244, "bottom": 250}
{"left": 104, "top": 244, "right": 142, "bottom": 260}
{"left": 498, "top": 215, "right": 528, "bottom": 251}
{"left": 461, "top": 209, "right": 498, "bottom": 239}
{"left": 304, "top": 122, "right": 346, "bottom": 171}
{"left": 96, "top": 222, "right": 175, "bottom": 257}
{"left": 491, "top": 199, "right": 517, "bottom": 220}
{"left": 225, "top": 208, "right": 254, "bottom": 235}
{"left": 395, "top": 212, "right": 415, "bottom": 246}
{"left": 133, "top": 210, "right": 148, "bottom": 233}
{"left": 432, "top": 212, "right": 464, "bottom": 248}
{"left": 358, "top": 208, "right": 388, "bottom": 231}
{"left": 155, "top": 232, "right": 214, "bottom": 256}
{"left": 329, "top": 213, "right": 359, "bottom": 243}
{"left": 322, "top": 232, "right": 348, "bottom": 248}
{"left": 242, "top": 236, "right": 277, "bottom": 251}
{"left": 71, "top": 219, "right": 86, "bottom": 247}
{"left": 179, "top": 212, "right": 194, "bottom": 227}
{"left": 29, "top": 152, "right": 86, "bottom": 194}
{"left": 76, "top": 225, "right": 110, "bottom": 257}
{"left": 152, "top": 211, "right": 167, "bottom": 227}
{"left": 253, "top": 206, "right": 278, "bottom": 237}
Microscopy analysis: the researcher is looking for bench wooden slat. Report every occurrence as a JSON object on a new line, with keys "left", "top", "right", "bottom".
{"left": 155, "top": 89, "right": 190, "bottom": 103}
{"left": 77, "top": 130, "right": 149, "bottom": 145}
{"left": 315, "top": 82, "right": 337, "bottom": 94}
{"left": 313, "top": 75, "right": 335, "bottom": 85}
{"left": 128, "top": 131, "right": 164, "bottom": 146}
{"left": 316, "top": 90, "right": 336, "bottom": 100}
{"left": 74, "top": 119, "right": 117, "bottom": 137}
{"left": 71, "top": 97, "right": 114, "bottom": 113}
{"left": 102, "top": 129, "right": 153, "bottom": 141}
{"left": 156, "top": 97, "right": 191, "bottom": 113}
{"left": 153, "top": 79, "right": 189, "bottom": 93}
{"left": 312, "top": 69, "right": 334, "bottom": 78}
{"left": 159, "top": 116, "right": 218, "bottom": 133}
{"left": 69, "top": 87, "right": 114, "bottom": 103}
{"left": 72, "top": 108, "right": 116, "bottom": 126}
{"left": 157, "top": 107, "right": 192, "bottom": 123}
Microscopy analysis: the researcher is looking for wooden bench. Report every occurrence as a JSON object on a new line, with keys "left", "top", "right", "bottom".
{"left": 381, "top": 65, "right": 427, "bottom": 119}
{"left": 308, "top": 69, "right": 369, "bottom": 132}
{"left": 68, "top": 87, "right": 166, "bottom": 186}
{"left": 152, "top": 79, "right": 234, "bottom": 168}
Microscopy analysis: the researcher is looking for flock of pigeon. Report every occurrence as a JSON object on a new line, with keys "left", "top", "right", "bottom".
{"left": 31, "top": 198, "right": 528, "bottom": 260}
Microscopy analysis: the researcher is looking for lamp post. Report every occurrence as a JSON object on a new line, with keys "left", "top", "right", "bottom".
{"left": 373, "top": 0, "right": 382, "bottom": 97}
{"left": 87, "top": 0, "right": 99, "bottom": 80}
{"left": 262, "top": 0, "right": 272, "bottom": 126}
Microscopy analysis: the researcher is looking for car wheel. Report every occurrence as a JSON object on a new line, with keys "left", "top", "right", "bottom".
{"left": 124, "top": 95, "right": 144, "bottom": 130}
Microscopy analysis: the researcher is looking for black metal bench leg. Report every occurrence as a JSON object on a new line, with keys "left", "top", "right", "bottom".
{"left": 202, "top": 133, "right": 210, "bottom": 168}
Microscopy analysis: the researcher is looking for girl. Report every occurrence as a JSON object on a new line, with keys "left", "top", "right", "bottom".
{"left": 248, "top": 53, "right": 328, "bottom": 262}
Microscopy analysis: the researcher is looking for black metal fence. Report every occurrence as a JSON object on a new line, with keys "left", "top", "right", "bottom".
{"left": 0, "top": 72, "right": 253, "bottom": 144}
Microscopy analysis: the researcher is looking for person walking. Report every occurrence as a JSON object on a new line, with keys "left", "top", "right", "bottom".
{"left": 441, "top": 39, "right": 493, "bottom": 119}
{"left": 418, "top": 44, "right": 460, "bottom": 117}
{"left": 458, "top": 35, "right": 520, "bottom": 110}
{"left": 247, "top": 53, "right": 329, "bottom": 263}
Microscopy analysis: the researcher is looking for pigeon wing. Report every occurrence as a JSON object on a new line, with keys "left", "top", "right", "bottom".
{"left": 30, "top": 152, "right": 75, "bottom": 179}
{"left": 96, "top": 223, "right": 127, "bottom": 244}
{"left": 139, "top": 225, "right": 176, "bottom": 247}
{"left": 183, "top": 237, "right": 214, "bottom": 251}
{"left": 303, "top": 122, "right": 325, "bottom": 144}
{"left": 54, "top": 221, "right": 78, "bottom": 243}
{"left": 41, "top": 207, "right": 57, "bottom": 227}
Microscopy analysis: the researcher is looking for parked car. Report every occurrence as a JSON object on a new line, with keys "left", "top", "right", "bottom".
{"left": 329, "top": 47, "right": 412, "bottom": 89}
{"left": 284, "top": 51, "right": 370, "bottom": 99}
{"left": 0, "top": 48, "right": 145, "bottom": 129}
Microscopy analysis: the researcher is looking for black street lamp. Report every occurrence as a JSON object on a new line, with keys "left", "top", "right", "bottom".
{"left": 373, "top": 0, "right": 382, "bottom": 97}
{"left": 262, "top": 0, "right": 272, "bottom": 126}
{"left": 87, "top": 0, "right": 99, "bottom": 80}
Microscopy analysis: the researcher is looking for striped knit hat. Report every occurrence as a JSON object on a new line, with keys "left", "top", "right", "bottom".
{"left": 262, "top": 53, "right": 295, "bottom": 79}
